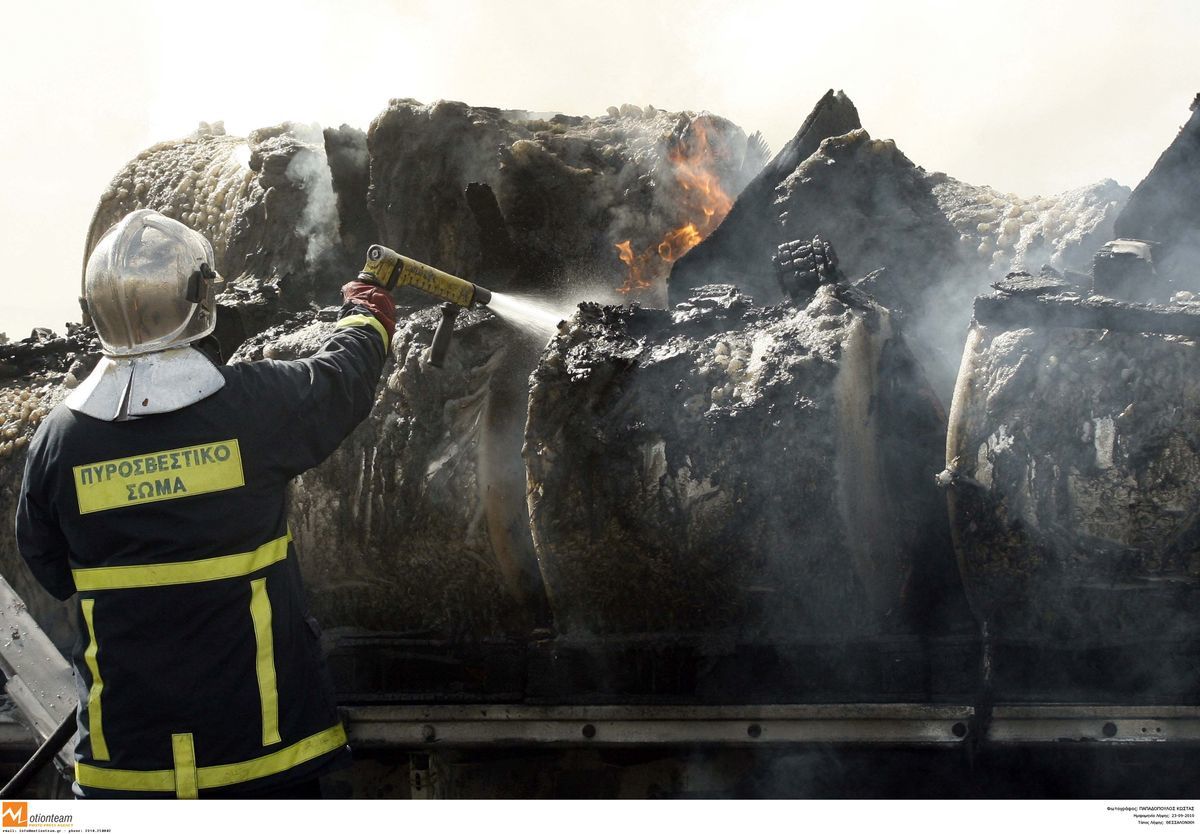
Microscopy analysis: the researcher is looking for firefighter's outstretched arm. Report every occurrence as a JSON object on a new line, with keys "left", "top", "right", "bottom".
{"left": 240, "top": 276, "right": 398, "bottom": 478}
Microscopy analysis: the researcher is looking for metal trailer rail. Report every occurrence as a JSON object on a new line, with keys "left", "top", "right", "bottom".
{"left": 2, "top": 573, "right": 1200, "bottom": 796}
{"left": 2, "top": 703, "right": 1199, "bottom": 755}
{"left": 343, "top": 703, "right": 1200, "bottom": 748}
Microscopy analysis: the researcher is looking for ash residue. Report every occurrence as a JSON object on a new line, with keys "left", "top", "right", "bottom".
{"left": 933, "top": 176, "right": 1129, "bottom": 276}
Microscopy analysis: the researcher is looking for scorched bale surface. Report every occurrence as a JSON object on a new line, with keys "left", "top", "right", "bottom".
{"left": 525, "top": 285, "right": 955, "bottom": 638}
{"left": 946, "top": 300, "right": 1200, "bottom": 644}
{"left": 85, "top": 122, "right": 366, "bottom": 309}
{"left": 368, "top": 99, "right": 761, "bottom": 303}
{"left": 1114, "top": 95, "right": 1200, "bottom": 284}
{"left": 234, "top": 306, "right": 543, "bottom": 638}
{"left": 668, "top": 89, "right": 862, "bottom": 302}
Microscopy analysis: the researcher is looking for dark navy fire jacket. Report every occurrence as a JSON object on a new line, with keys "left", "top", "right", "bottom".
{"left": 15, "top": 305, "right": 388, "bottom": 798}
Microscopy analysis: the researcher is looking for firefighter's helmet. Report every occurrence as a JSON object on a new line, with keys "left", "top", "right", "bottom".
{"left": 84, "top": 209, "right": 223, "bottom": 356}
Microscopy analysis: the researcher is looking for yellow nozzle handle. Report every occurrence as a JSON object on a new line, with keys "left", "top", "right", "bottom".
{"left": 360, "top": 245, "right": 489, "bottom": 308}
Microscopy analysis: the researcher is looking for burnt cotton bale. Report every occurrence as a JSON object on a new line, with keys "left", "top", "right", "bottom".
{"left": 524, "top": 285, "right": 955, "bottom": 638}
{"left": 85, "top": 122, "right": 370, "bottom": 310}
{"left": 945, "top": 300, "right": 1200, "bottom": 644}
{"left": 367, "top": 99, "right": 762, "bottom": 305}
{"left": 231, "top": 306, "right": 544, "bottom": 638}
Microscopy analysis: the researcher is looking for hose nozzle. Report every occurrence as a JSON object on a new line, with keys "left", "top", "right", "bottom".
{"left": 360, "top": 245, "right": 492, "bottom": 308}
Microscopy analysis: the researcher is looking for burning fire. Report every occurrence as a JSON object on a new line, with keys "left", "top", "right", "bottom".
{"left": 616, "top": 120, "right": 734, "bottom": 294}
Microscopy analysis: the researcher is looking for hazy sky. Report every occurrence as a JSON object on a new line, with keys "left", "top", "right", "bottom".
{"left": 1, "top": 0, "right": 1197, "bottom": 337}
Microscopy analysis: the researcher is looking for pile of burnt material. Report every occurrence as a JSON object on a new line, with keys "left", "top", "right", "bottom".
{"left": 368, "top": 99, "right": 764, "bottom": 303}
{"left": 10, "top": 91, "right": 1198, "bottom": 707}
{"left": 525, "top": 282, "right": 959, "bottom": 640}
{"left": 86, "top": 101, "right": 765, "bottom": 353}
{"left": 934, "top": 94, "right": 1200, "bottom": 702}
{"left": 669, "top": 91, "right": 1129, "bottom": 401}
{"left": 944, "top": 95, "right": 1200, "bottom": 652}
{"left": 945, "top": 289, "right": 1200, "bottom": 650}
{"left": 232, "top": 305, "right": 547, "bottom": 639}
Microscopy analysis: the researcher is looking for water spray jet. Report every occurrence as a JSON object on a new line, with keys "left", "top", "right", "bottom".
{"left": 359, "top": 245, "right": 570, "bottom": 365}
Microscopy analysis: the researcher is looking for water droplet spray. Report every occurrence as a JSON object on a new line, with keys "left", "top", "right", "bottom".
{"left": 485, "top": 292, "right": 569, "bottom": 339}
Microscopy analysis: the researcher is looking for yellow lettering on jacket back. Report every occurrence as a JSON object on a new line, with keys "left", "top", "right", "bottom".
{"left": 73, "top": 440, "right": 245, "bottom": 514}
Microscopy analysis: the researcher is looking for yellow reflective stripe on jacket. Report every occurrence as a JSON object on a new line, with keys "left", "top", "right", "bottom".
{"left": 335, "top": 314, "right": 390, "bottom": 353}
{"left": 71, "top": 531, "right": 292, "bottom": 592}
{"left": 74, "top": 762, "right": 174, "bottom": 793}
{"left": 80, "top": 599, "right": 109, "bottom": 761}
{"left": 249, "top": 578, "right": 281, "bottom": 746}
{"left": 75, "top": 723, "right": 348, "bottom": 794}
{"left": 200, "top": 723, "right": 346, "bottom": 789}
{"left": 171, "top": 733, "right": 199, "bottom": 799}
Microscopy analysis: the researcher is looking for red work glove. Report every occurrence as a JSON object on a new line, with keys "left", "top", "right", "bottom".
{"left": 342, "top": 280, "right": 397, "bottom": 343}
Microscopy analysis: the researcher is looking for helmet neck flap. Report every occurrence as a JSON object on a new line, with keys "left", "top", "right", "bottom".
{"left": 66, "top": 346, "right": 225, "bottom": 422}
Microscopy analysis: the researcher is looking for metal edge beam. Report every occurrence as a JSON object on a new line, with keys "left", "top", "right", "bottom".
{"left": 344, "top": 704, "right": 975, "bottom": 747}
{"left": 989, "top": 705, "right": 1200, "bottom": 744}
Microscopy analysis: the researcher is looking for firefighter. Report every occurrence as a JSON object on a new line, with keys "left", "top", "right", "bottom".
{"left": 15, "top": 209, "right": 397, "bottom": 798}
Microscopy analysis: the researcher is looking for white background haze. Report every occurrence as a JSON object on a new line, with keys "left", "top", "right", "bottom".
{"left": 1, "top": 0, "right": 1197, "bottom": 337}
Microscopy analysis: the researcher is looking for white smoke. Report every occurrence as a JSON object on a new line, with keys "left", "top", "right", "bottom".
{"left": 285, "top": 123, "right": 342, "bottom": 264}
{"left": 232, "top": 143, "right": 251, "bottom": 171}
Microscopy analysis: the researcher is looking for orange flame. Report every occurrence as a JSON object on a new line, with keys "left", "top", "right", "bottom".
{"left": 616, "top": 120, "right": 733, "bottom": 295}
{"left": 614, "top": 239, "right": 653, "bottom": 293}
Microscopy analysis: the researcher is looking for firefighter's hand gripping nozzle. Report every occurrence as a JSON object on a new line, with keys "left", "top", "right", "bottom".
{"left": 359, "top": 245, "right": 493, "bottom": 307}
{"left": 358, "top": 245, "right": 494, "bottom": 368}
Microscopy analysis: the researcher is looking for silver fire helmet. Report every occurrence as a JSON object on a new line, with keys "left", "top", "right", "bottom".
{"left": 68, "top": 210, "right": 227, "bottom": 421}
{"left": 83, "top": 209, "right": 223, "bottom": 356}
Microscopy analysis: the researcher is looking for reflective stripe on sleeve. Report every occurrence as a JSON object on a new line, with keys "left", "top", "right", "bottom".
{"left": 71, "top": 531, "right": 292, "bottom": 592}
{"left": 249, "top": 578, "right": 281, "bottom": 746}
{"left": 80, "top": 599, "right": 109, "bottom": 761}
{"left": 75, "top": 723, "right": 348, "bottom": 794}
{"left": 335, "top": 314, "right": 390, "bottom": 354}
